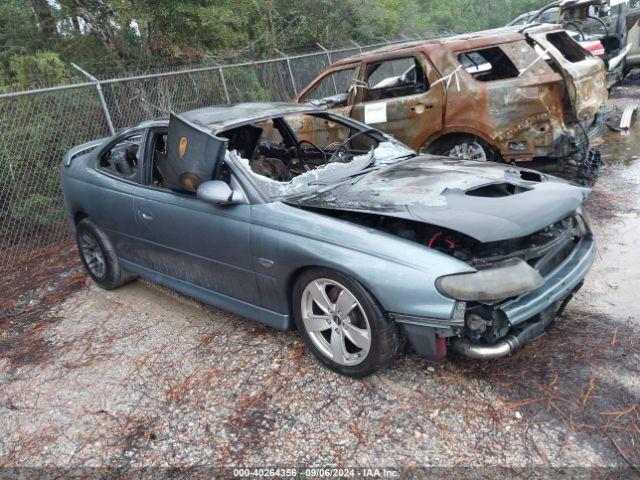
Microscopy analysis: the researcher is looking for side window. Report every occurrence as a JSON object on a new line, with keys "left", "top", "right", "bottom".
{"left": 300, "top": 68, "right": 357, "bottom": 107}
{"left": 458, "top": 48, "right": 519, "bottom": 81}
{"left": 363, "top": 57, "right": 427, "bottom": 102}
{"left": 100, "top": 134, "right": 142, "bottom": 180}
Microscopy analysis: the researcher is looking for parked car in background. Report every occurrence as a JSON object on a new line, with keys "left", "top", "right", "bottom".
{"left": 294, "top": 25, "right": 607, "bottom": 166}
{"left": 61, "top": 103, "right": 596, "bottom": 377}
{"left": 508, "top": 0, "right": 640, "bottom": 85}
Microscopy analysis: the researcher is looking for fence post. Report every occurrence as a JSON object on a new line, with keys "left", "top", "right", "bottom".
{"left": 218, "top": 66, "right": 231, "bottom": 104}
{"left": 316, "top": 43, "right": 337, "bottom": 95}
{"left": 275, "top": 49, "right": 297, "bottom": 96}
{"left": 351, "top": 40, "right": 363, "bottom": 54}
{"left": 71, "top": 63, "right": 115, "bottom": 135}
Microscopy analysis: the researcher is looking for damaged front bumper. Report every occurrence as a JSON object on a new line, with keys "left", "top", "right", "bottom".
{"left": 454, "top": 234, "right": 596, "bottom": 359}
{"left": 393, "top": 233, "right": 596, "bottom": 361}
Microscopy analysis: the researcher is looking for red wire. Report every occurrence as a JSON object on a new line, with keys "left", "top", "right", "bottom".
{"left": 428, "top": 231, "right": 443, "bottom": 248}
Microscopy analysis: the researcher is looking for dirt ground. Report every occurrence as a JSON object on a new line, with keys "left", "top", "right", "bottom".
{"left": 1, "top": 86, "right": 640, "bottom": 477}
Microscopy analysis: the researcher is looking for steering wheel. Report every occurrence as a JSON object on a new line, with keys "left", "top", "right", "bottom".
{"left": 298, "top": 140, "right": 327, "bottom": 166}
{"left": 327, "top": 144, "right": 349, "bottom": 163}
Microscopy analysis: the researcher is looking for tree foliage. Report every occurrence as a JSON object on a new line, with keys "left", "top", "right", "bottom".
{"left": 1, "top": 0, "right": 550, "bottom": 89}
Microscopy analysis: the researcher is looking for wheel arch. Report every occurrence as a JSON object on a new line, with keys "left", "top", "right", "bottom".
{"left": 74, "top": 211, "right": 89, "bottom": 226}
{"left": 420, "top": 129, "right": 500, "bottom": 154}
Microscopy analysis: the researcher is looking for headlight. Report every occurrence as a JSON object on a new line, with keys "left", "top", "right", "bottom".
{"left": 436, "top": 258, "right": 544, "bottom": 302}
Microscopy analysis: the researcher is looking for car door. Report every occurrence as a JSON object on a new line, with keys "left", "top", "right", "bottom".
{"left": 129, "top": 118, "right": 259, "bottom": 306}
{"left": 349, "top": 53, "right": 445, "bottom": 150}
{"left": 295, "top": 65, "right": 359, "bottom": 133}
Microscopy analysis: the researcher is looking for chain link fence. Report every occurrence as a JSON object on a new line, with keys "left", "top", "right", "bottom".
{"left": 0, "top": 38, "right": 419, "bottom": 273}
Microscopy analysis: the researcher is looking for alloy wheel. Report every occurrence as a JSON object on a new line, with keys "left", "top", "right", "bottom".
{"left": 300, "top": 278, "right": 372, "bottom": 366}
{"left": 78, "top": 232, "right": 106, "bottom": 279}
{"left": 447, "top": 141, "right": 487, "bottom": 161}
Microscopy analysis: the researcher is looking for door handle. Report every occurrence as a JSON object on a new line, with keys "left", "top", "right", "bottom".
{"left": 138, "top": 210, "right": 153, "bottom": 221}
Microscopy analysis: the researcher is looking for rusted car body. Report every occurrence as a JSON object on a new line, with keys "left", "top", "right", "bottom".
{"left": 295, "top": 25, "right": 607, "bottom": 164}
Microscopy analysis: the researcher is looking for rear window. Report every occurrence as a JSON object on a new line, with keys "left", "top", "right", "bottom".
{"left": 457, "top": 47, "right": 519, "bottom": 81}
{"left": 547, "top": 32, "right": 588, "bottom": 63}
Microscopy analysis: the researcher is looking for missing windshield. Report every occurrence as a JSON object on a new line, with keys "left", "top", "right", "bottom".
{"left": 218, "top": 113, "right": 413, "bottom": 200}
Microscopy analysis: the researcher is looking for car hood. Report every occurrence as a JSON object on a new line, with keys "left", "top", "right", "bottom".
{"left": 285, "top": 156, "right": 590, "bottom": 243}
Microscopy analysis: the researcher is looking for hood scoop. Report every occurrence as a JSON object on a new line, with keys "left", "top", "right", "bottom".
{"left": 465, "top": 182, "right": 532, "bottom": 198}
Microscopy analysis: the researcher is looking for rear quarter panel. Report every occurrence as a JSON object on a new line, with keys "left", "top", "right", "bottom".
{"left": 425, "top": 40, "right": 567, "bottom": 160}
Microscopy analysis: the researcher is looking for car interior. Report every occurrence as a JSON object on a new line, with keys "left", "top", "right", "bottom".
{"left": 217, "top": 114, "right": 380, "bottom": 183}
{"left": 137, "top": 114, "right": 381, "bottom": 195}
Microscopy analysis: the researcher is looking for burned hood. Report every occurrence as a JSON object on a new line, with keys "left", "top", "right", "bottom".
{"left": 286, "top": 156, "right": 590, "bottom": 243}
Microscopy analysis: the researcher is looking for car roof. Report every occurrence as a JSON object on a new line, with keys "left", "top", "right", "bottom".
{"left": 130, "top": 103, "right": 327, "bottom": 134}
{"left": 179, "top": 102, "right": 321, "bottom": 131}
{"left": 328, "top": 25, "right": 554, "bottom": 67}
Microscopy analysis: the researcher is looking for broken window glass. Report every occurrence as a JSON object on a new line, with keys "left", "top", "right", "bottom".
{"left": 220, "top": 113, "right": 414, "bottom": 200}
{"left": 100, "top": 134, "right": 142, "bottom": 181}
{"left": 457, "top": 48, "right": 519, "bottom": 81}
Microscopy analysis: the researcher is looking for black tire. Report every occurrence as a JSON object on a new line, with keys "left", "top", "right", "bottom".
{"left": 425, "top": 135, "right": 498, "bottom": 162}
{"left": 75, "top": 218, "right": 137, "bottom": 290}
{"left": 292, "top": 268, "right": 403, "bottom": 378}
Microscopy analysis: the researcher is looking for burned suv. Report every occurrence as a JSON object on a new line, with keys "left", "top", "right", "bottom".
{"left": 295, "top": 25, "right": 607, "bottom": 166}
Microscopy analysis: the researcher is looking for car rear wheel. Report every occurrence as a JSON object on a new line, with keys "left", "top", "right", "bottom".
{"left": 76, "top": 218, "right": 136, "bottom": 290}
{"left": 293, "top": 268, "right": 402, "bottom": 377}
{"left": 425, "top": 135, "right": 497, "bottom": 162}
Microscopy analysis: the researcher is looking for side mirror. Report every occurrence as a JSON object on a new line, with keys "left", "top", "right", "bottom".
{"left": 197, "top": 180, "right": 234, "bottom": 205}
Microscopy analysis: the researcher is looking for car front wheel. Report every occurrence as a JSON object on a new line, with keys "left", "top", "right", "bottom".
{"left": 75, "top": 218, "right": 136, "bottom": 290}
{"left": 293, "top": 268, "right": 402, "bottom": 377}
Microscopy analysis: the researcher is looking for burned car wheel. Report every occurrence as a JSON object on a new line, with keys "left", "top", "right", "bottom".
{"left": 75, "top": 218, "right": 136, "bottom": 290}
{"left": 293, "top": 268, "right": 402, "bottom": 377}
{"left": 426, "top": 135, "right": 496, "bottom": 162}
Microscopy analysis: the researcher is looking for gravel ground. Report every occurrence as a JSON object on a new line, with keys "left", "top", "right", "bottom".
{"left": 1, "top": 86, "right": 640, "bottom": 477}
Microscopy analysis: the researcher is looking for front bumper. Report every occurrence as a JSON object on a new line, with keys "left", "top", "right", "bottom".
{"left": 498, "top": 235, "right": 596, "bottom": 326}
{"left": 454, "top": 234, "right": 596, "bottom": 359}
{"left": 395, "top": 233, "right": 596, "bottom": 361}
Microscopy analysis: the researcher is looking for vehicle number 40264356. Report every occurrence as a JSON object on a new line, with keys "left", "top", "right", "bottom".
{"left": 232, "top": 468, "right": 400, "bottom": 477}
